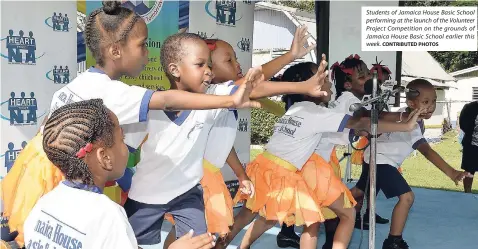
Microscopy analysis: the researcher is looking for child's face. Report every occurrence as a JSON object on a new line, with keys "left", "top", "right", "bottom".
{"left": 173, "top": 39, "right": 214, "bottom": 93}
{"left": 105, "top": 111, "right": 129, "bottom": 181}
{"left": 345, "top": 61, "right": 371, "bottom": 95}
{"left": 407, "top": 87, "right": 437, "bottom": 119}
{"left": 117, "top": 19, "right": 149, "bottom": 78}
{"left": 210, "top": 40, "right": 243, "bottom": 83}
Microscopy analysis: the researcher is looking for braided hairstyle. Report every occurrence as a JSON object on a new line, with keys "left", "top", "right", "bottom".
{"left": 84, "top": 1, "right": 140, "bottom": 66}
{"left": 281, "top": 62, "right": 318, "bottom": 110}
{"left": 43, "top": 99, "right": 115, "bottom": 185}
{"left": 370, "top": 56, "right": 392, "bottom": 82}
{"left": 331, "top": 54, "right": 366, "bottom": 99}
{"left": 160, "top": 32, "right": 204, "bottom": 80}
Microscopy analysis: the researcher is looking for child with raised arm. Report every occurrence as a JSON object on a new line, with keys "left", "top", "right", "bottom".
{"left": 123, "top": 31, "right": 329, "bottom": 248}
{"left": 163, "top": 26, "right": 324, "bottom": 247}
{"left": 350, "top": 79, "right": 470, "bottom": 249}
{"left": 219, "top": 62, "right": 424, "bottom": 249}
{"left": 1, "top": 1, "right": 258, "bottom": 247}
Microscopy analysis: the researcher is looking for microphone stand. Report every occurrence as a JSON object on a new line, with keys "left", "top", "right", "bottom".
{"left": 369, "top": 71, "right": 379, "bottom": 249}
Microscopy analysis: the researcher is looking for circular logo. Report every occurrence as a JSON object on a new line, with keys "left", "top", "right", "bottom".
{"left": 122, "top": 0, "right": 164, "bottom": 24}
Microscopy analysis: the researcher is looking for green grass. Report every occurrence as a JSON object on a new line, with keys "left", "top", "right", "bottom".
{"left": 250, "top": 131, "right": 478, "bottom": 193}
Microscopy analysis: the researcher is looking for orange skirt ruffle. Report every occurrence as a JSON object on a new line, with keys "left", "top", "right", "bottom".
{"left": 165, "top": 160, "right": 234, "bottom": 235}
{"left": 1, "top": 133, "right": 64, "bottom": 247}
{"left": 305, "top": 152, "right": 356, "bottom": 220}
{"left": 351, "top": 137, "right": 369, "bottom": 165}
{"left": 233, "top": 152, "right": 324, "bottom": 227}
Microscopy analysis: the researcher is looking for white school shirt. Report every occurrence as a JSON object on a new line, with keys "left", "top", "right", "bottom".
{"left": 126, "top": 81, "right": 238, "bottom": 204}
{"left": 265, "top": 101, "right": 351, "bottom": 170}
{"left": 315, "top": 92, "right": 362, "bottom": 160}
{"left": 47, "top": 67, "right": 153, "bottom": 148}
{"left": 363, "top": 110, "right": 426, "bottom": 167}
{"left": 24, "top": 183, "right": 137, "bottom": 249}
{"left": 203, "top": 110, "right": 238, "bottom": 168}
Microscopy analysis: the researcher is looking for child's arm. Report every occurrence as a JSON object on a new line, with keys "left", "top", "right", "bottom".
{"left": 149, "top": 68, "right": 262, "bottom": 110}
{"left": 238, "top": 54, "right": 328, "bottom": 100}
{"left": 226, "top": 147, "right": 254, "bottom": 197}
{"left": 346, "top": 107, "right": 425, "bottom": 134}
{"left": 417, "top": 143, "right": 471, "bottom": 185}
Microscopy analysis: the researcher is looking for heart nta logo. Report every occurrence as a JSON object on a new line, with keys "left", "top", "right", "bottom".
{"left": 46, "top": 65, "right": 72, "bottom": 84}
{"left": 2, "top": 141, "right": 27, "bottom": 173}
{"left": 45, "top": 12, "right": 71, "bottom": 32}
{"left": 237, "top": 38, "right": 251, "bottom": 52}
{"left": 238, "top": 118, "right": 248, "bottom": 132}
{"left": 1, "top": 91, "right": 46, "bottom": 126}
{"left": 205, "top": 0, "right": 243, "bottom": 27}
{"left": 1, "top": 29, "right": 45, "bottom": 65}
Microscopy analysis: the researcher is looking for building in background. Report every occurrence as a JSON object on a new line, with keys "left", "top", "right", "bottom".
{"left": 447, "top": 66, "right": 478, "bottom": 125}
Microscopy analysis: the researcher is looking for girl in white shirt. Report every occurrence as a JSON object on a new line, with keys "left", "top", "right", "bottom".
{"left": 220, "top": 62, "right": 424, "bottom": 249}
{"left": 24, "top": 99, "right": 217, "bottom": 249}
{"left": 1, "top": 1, "right": 258, "bottom": 247}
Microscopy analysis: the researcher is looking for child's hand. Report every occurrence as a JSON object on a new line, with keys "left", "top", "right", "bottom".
{"left": 449, "top": 170, "right": 473, "bottom": 186}
{"left": 232, "top": 67, "right": 263, "bottom": 109}
{"left": 405, "top": 107, "right": 427, "bottom": 129}
{"left": 170, "top": 230, "right": 216, "bottom": 249}
{"left": 304, "top": 54, "right": 329, "bottom": 97}
{"left": 238, "top": 176, "right": 255, "bottom": 197}
{"left": 289, "top": 25, "right": 316, "bottom": 60}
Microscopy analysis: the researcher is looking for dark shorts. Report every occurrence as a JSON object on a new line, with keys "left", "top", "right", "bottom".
{"left": 461, "top": 146, "right": 478, "bottom": 174}
{"left": 124, "top": 184, "right": 207, "bottom": 245}
{"left": 355, "top": 163, "right": 412, "bottom": 199}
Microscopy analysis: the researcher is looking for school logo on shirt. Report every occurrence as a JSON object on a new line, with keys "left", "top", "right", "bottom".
{"left": 237, "top": 38, "right": 251, "bottom": 52}
{"left": 197, "top": 31, "right": 215, "bottom": 39}
{"left": 274, "top": 115, "right": 303, "bottom": 138}
{"left": 205, "top": 0, "right": 243, "bottom": 27}
{"left": 238, "top": 118, "right": 248, "bottom": 132}
{"left": 44, "top": 12, "right": 72, "bottom": 32}
{"left": 1, "top": 92, "right": 46, "bottom": 126}
{"left": 122, "top": 0, "right": 164, "bottom": 24}
{"left": 27, "top": 213, "right": 85, "bottom": 249}
{"left": 46, "top": 65, "right": 72, "bottom": 84}
{"left": 0, "top": 29, "right": 45, "bottom": 65}
{"left": 1, "top": 141, "right": 27, "bottom": 173}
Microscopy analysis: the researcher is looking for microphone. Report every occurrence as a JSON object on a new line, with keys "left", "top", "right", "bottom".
{"left": 349, "top": 85, "right": 419, "bottom": 112}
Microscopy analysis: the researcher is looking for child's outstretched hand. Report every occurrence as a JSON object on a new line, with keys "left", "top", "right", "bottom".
{"left": 238, "top": 176, "right": 255, "bottom": 197}
{"left": 405, "top": 107, "right": 427, "bottom": 130}
{"left": 169, "top": 230, "right": 216, "bottom": 249}
{"left": 449, "top": 170, "right": 473, "bottom": 186}
{"left": 303, "top": 54, "right": 329, "bottom": 97}
{"left": 289, "top": 25, "right": 316, "bottom": 60}
{"left": 232, "top": 67, "right": 263, "bottom": 109}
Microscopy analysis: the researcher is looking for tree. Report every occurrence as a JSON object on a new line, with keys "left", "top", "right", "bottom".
{"left": 271, "top": 0, "right": 315, "bottom": 13}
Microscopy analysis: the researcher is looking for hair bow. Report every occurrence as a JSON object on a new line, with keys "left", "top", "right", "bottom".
{"left": 347, "top": 54, "right": 361, "bottom": 60}
{"left": 370, "top": 56, "right": 392, "bottom": 81}
{"left": 205, "top": 39, "right": 217, "bottom": 51}
{"left": 76, "top": 143, "right": 93, "bottom": 159}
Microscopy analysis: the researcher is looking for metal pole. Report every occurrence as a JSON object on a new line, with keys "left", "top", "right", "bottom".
{"left": 345, "top": 145, "right": 352, "bottom": 182}
{"left": 369, "top": 71, "right": 379, "bottom": 249}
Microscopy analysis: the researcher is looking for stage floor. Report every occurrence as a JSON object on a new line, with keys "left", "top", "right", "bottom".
{"left": 152, "top": 185, "right": 478, "bottom": 249}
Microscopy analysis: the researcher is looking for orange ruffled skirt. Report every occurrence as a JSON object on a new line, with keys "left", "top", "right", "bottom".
{"left": 165, "top": 159, "right": 234, "bottom": 235}
{"left": 1, "top": 133, "right": 64, "bottom": 247}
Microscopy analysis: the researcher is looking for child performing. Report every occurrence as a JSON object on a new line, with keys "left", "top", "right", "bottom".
{"left": 23, "top": 99, "right": 216, "bottom": 249}
{"left": 220, "top": 62, "right": 424, "bottom": 249}
{"left": 350, "top": 79, "right": 471, "bottom": 249}
{"left": 1, "top": 1, "right": 260, "bottom": 247}
{"left": 164, "top": 25, "right": 320, "bottom": 247}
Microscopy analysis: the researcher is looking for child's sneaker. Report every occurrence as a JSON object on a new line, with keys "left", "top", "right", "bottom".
{"left": 382, "top": 237, "right": 409, "bottom": 249}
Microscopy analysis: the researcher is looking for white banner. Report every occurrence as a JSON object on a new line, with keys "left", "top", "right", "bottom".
{"left": 188, "top": 0, "right": 254, "bottom": 195}
{"left": 0, "top": 1, "right": 77, "bottom": 188}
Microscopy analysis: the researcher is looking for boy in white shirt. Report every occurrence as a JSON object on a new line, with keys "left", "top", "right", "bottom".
{"left": 350, "top": 79, "right": 471, "bottom": 249}
{"left": 24, "top": 99, "right": 216, "bottom": 249}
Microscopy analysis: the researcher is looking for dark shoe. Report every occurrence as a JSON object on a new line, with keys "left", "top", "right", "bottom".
{"left": 277, "top": 232, "right": 300, "bottom": 248}
{"left": 376, "top": 213, "right": 390, "bottom": 224}
{"left": 354, "top": 214, "right": 370, "bottom": 230}
{"left": 382, "top": 237, "right": 409, "bottom": 249}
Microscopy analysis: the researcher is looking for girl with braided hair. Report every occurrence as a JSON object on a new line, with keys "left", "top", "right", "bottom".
{"left": 219, "top": 62, "right": 424, "bottom": 249}
{"left": 1, "top": 1, "right": 258, "bottom": 247}
{"left": 23, "top": 99, "right": 217, "bottom": 249}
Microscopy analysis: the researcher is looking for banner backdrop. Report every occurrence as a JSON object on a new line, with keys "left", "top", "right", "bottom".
{"left": 187, "top": 0, "right": 255, "bottom": 197}
{"left": 86, "top": 0, "right": 178, "bottom": 90}
{"left": 0, "top": 0, "right": 77, "bottom": 238}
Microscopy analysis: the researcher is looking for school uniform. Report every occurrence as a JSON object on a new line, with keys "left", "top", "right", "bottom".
{"left": 234, "top": 101, "right": 354, "bottom": 227}
{"left": 356, "top": 114, "right": 426, "bottom": 198}
{"left": 24, "top": 182, "right": 138, "bottom": 249}
{"left": 123, "top": 81, "right": 238, "bottom": 245}
{"left": 459, "top": 101, "right": 478, "bottom": 174}
{"left": 1, "top": 67, "right": 153, "bottom": 247}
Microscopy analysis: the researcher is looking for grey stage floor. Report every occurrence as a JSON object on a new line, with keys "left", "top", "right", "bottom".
{"left": 149, "top": 186, "right": 478, "bottom": 249}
